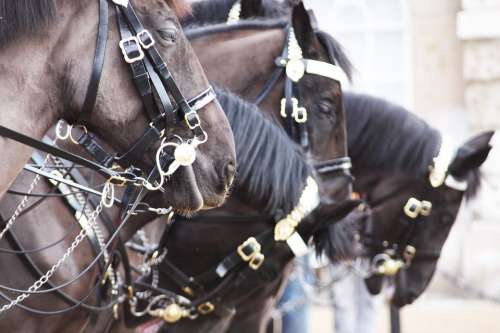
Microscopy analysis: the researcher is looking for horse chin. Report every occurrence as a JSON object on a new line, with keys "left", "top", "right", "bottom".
{"left": 164, "top": 166, "right": 204, "bottom": 213}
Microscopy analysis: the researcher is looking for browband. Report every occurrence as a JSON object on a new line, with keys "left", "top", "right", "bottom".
{"left": 429, "top": 137, "right": 468, "bottom": 191}
{"left": 303, "top": 59, "right": 349, "bottom": 86}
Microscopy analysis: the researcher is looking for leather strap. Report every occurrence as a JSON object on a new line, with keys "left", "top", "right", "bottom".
{"left": 0, "top": 125, "right": 127, "bottom": 179}
{"left": 80, "top": 0, "right": 110, "bottom": 124}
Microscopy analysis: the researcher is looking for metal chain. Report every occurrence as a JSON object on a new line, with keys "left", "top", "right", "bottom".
{"left": 0, "top": 201, "right": 103, "bottom": 314}
{"left": 0, "top": 139, "right": 57, "bottom": 240}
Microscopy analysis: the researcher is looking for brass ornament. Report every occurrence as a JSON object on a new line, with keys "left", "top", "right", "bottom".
{"left": 197, "top": 302, "right": 215, "bottom": 315}
{"left": 274, "top": 219, "right": 296, "bottom": 241}
{"left": 274, "top": 177, "right": 320, "bottom": 242}
{"left": 162, "top": 303, "right": 185, "bottom": 323}
{"left": 377, "top": 258, "right": 403, "bottom": 276}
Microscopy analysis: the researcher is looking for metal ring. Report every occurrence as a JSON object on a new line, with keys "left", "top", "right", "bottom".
{"left": 69, "top": 125, "right": 88, "bottom": 145}
{"left": 101, "top": 181, "right": 115, "bottom": 208}
{"left": 55, "top": 121, "right": 72, "bottom": 141}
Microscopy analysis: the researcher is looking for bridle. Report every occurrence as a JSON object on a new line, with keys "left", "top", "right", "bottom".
{"left": 252, "top": 24, "right": 352, "bottom": 178}
{"left": 362, "top": 139, "right": 468, "bottom": 277}
{"left": 224, "top": 2, "right": 352, "bottom": 178}
{"left": 0, "top": 0, "right": 217, "bottom": 205}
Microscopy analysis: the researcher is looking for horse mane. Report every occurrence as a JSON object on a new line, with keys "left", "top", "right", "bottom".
{"left": 345, "top": 92, "right": 441, "bottom": 177}
{"left": 345, "top": 92, "right": 482, "bottom": 199}
{"left": 0, "top": 0, "right": 56, "bottom": 44}
{"left": 185, "top": 18, "right": 288, "bottom": 40}
{"left": 166, "top": 0, "right": 192, "bottom": 19}
{"left": 214, "top": 87, "right": 312, "bottom": 213}
{"left": 181, "top": 0, "right": 287, "bottom": 26}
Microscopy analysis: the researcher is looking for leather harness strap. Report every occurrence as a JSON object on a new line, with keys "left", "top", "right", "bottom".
{"left": 80, "top": 0, "right": 110, "bottom": 124}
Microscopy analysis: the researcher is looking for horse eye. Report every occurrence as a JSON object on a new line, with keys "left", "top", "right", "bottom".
{"left": 318, "top": 100, "right": 333, "bottom": 114}
{"left": 157, "top": 28, "right": 177, "bottom": 44}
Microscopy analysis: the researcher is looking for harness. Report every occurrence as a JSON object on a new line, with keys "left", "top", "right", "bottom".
{"left": 127, "top": 177, "right": 323, "bottom": 325}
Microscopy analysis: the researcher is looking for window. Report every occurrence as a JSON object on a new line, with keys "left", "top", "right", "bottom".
{"left": 305, "top": 0, "right": 412, "bottom": 108}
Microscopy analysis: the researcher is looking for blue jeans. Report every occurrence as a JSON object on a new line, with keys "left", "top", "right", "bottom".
{"left": 279, "top": 268, "right": 310, "bottom": 333}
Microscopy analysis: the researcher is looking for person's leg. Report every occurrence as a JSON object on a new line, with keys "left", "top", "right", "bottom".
{"left": 354, "top": 274, "right": 384, "bottom": 333}
{"left": 331, "top": 272, "right": 356, "bottom": 333}
{"left": 279, "top": 272, "right": 310, "bottom": 333}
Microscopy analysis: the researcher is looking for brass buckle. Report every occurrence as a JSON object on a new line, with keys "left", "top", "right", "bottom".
{"left": 137, "top": 29, "right": 155, "bottom": 49}
{"left": 108, "top": 175, "right": 128, "bottom": 187}
{"left": 420, "top": 201, "right": 432, "bottom": 216}
{"left": 237, "top": 237, "right": 261, "bottom": 261}
{"left": 184, "top": 111, "right": 201, "bottom": 130}
{"left": 119, "top": 36, "right": 144, "bottom": 64}
{"left": 197, "top": 302, "right": 215, "bottom": 315}
{"left": 403, "top": 198, "right": 432, "bottom": 219}
{"left": 249, "top": 252, "right": 265, "bottom": 270}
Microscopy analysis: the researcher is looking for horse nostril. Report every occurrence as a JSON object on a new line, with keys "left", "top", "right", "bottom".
{"left": 224, "top": 161, "right": 236, "bottom": 186}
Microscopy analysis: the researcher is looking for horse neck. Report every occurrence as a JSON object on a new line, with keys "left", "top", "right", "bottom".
{"left": 0, "top": 2, "right": 95, "bottom": 197}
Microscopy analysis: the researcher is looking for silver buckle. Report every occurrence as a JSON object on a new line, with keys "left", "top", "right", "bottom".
{"left": 184, "top": 111, "right": 201, "bottom": 130}
{"left": 119, "top": 36, "right": 144, "bottom": 64}
{"left": 137, "top": 30, "right": 155, "bottom": 49}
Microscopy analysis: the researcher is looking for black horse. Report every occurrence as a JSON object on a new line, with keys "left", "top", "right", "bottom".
{"left": 344, "top": 92, "right": 493, "bottom": 307}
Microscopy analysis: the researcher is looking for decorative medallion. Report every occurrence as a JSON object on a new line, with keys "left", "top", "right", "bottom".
{"left": 174, "top": 143, "right": 197, "bottom": 166}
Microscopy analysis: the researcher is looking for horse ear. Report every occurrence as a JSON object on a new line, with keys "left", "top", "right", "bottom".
{"left": 448, "top": 131, "right": 495, "bottom": 179}
{"left": 291, "top": 2, "right": 316, "bottom": 53}
{"left": 240, "top": 0, "right": 263, "bottom": 19}
{"left": 307, "top": 9, "right": 319, "bottom": 31}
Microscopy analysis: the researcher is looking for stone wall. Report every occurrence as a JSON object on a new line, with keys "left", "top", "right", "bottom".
{"left": 426, "top": 0, "right": 500, "bottom": 299}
